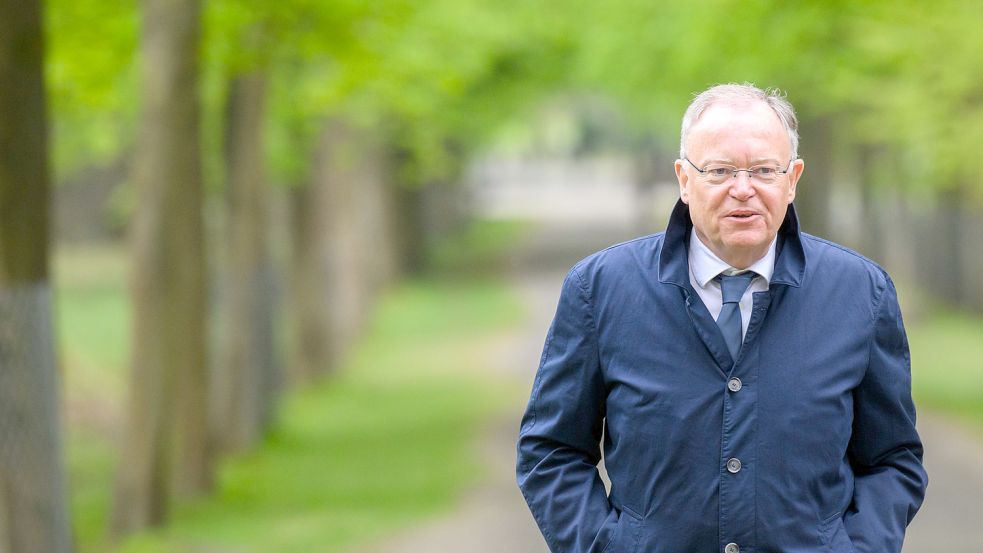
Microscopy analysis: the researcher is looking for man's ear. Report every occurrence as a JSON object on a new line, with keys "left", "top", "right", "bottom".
{"left": 786, "top": 158, "right": 804, "bottom": 203}
{"left": 675, "top": 159, "right": 690, "bottom": 204}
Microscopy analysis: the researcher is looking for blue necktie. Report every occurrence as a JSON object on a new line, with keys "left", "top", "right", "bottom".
{"left": 716, "top": 272, "right": 755, "bottom": 360}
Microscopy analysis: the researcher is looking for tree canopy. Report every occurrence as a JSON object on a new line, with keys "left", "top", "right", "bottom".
{"left": 44, "top": 0, "right": 983, "bottom": 199}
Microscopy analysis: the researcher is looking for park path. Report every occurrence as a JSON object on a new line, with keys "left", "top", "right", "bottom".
{"left": 350, "top": 221, "right": 634, "bottom": 553}
{"left": 351, "top": 166, "right": 983, "bottom": 552}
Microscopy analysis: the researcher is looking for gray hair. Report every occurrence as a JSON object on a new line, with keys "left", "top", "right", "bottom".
{"left": 679, "top": 83, "right": 799, "bottom": 160}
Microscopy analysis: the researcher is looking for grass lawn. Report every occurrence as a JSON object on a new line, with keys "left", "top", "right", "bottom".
{"left": 55, "top": 220, "right": 526, "bottom": 553}
{"left": 908, "top": 310, "right": 983, "bottom": 434}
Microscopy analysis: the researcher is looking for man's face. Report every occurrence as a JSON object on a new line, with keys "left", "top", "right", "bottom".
{"left": 674, "top": 101, "right": 804, "bottom": 269}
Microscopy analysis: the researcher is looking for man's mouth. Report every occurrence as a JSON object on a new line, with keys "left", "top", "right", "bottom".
{"left": 726, "top": 210, "right": 758, "bottom": 220}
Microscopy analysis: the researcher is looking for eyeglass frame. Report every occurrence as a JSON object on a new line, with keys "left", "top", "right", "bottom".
{"left": 682, "top": 156, "right": 796, "bottom": 185}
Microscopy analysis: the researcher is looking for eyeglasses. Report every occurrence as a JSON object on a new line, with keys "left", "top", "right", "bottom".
{"left": 683, "top": 157, "right": 794, "bottom": 186}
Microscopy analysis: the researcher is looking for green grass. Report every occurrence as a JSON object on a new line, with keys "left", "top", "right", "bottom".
{"left": 55, "top": 244, "right": 131, "bottom": 397}
{"left": 55, "top": 220, "right": 526, "bottom": 553}
{"left": 425, "top": 219, "right": 529, "bottom": 277}
{"left": 116, "top": 279, "right": 520, "bottom": 553}
{"left": 55, "top": 244, "right": 130, "bottom": 551}
{"left": 908, "top": 310, "right": 983, "bottom": 433}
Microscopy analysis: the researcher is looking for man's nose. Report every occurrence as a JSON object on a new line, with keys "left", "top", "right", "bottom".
{"left": 728, "top": 171, "right": 756, "bottom": 199}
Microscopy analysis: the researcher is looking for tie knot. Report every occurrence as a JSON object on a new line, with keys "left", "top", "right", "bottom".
{"left": 718, "top": 272, "right": 755, "bottom": 304}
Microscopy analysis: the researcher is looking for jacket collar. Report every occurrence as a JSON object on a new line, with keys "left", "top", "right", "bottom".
{"left": 658, "top": 199, "right": 805, "bottom": 288}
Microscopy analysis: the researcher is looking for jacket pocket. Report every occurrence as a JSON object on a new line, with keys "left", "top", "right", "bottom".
{"left": 601, "top": 506, "right": 642, "bottom": 553}
{"left": 819, "top": 512, "right": 857, "bottom": 553}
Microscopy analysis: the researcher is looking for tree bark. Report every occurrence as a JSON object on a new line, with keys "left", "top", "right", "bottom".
{"left": 287, "top": 119, "right": 360, "bottom": 382}
{"left": 796, "top": 113, "right": 834, "bottom": 239}
{"left": 391, "top": 183, "right": 427, "bottom": 274}
{"left": 356, "top": 134, "right": 398, "bottom": 293}
{"left": 934, "top": 186, "right": 966, "bottom": 305}
{"left": 320, "top": 118, "right": 382, "bottom": 353}
{"left": 287, "top": 181, "right": 335, "bottom": 382}
{"left": 965, "top": 204, "right": 983, "bottom": 313}
{"left": 285, "top": 116, "right": 402, "bottom": 383}
{"left": 0, "top": 0, "right": 74, "bottom": 550}
{"left": 855, "top": 143, "right": 885, "bottom": 263}
{"left": 214, "top": 71, "right": 277, "bottom": 452}
{"left": 111, "top": 0, "right": 210, "bottom": 538}
{"left": 0, "top": 0, "right": 50, "bottom": 283}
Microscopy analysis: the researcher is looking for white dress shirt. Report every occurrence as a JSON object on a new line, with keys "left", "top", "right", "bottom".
{"left": 687, "top": 228, "right": 776, "bottom": 340}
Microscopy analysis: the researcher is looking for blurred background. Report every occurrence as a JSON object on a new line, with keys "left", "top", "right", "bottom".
{"left": 1, "top": 0, "right": 982, "bottom": 551}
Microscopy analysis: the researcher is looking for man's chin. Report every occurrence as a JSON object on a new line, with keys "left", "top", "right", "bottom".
{"left": 722, "top": 234, "right": 769, "bottom": 250}
{"left": 720, "top": 236, "right": 771, "bottom": 262}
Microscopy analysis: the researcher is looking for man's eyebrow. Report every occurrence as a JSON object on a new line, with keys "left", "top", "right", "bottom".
{"left": 705, "top": 157, "right": 783, "bottom": 165}
{"left": 698, "top": 156, "right": 785, "bottom": 165}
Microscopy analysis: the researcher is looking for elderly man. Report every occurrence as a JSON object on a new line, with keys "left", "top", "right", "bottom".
{"left": 516, "top": 83, "right": 927, "bottom": 553}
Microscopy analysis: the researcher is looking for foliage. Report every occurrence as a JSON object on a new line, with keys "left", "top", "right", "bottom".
{"left": 45, "top": 0, "right": 138, "bottom": 178}
{"left": 46, "top": 0, "right": 983, "bottom": 198}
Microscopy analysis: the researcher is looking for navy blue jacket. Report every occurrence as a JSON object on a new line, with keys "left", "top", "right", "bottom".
{"left": 516, "top": 200, "right": 927, "bottom": 553}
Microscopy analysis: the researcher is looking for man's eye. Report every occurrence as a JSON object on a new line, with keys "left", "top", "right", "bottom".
{"left": 753, "top": 167, "right": 777, "bottom": 176}
{"left": 707, "top": 167, "right": 731, "bottom": 177}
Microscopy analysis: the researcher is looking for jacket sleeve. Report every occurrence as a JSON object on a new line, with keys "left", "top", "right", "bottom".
{"left": 516, "top": 266, "right": 616, "bottom": 553}
{"left": 843, "top": 275, "right": 928, "bottom": 553}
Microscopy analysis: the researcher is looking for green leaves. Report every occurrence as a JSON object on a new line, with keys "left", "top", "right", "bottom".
{"left": 46, "top": 0, "right": 138, "bottom": 176}
{"left": 45, "top": 0, "right": 983, "bottom": 195}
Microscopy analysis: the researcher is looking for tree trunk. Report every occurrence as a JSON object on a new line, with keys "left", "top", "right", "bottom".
{"left": 214, "top": 71, "right": 277, "bottom": 452}
{"left": 391, "top": 183, "right": 427, "bottom": 274}
{"left": 0, "top": 0, "right": 50, "bottom": 285}
{"left": 356, "top": 134, "right": 398, "bottom": 294}
{"left": 320, "top": 119, "right": 364, "bottom": 356}
{"left": 0, "top": 1, "right": 74, "bottom": 550}
{"left": 965, "top": 204, "right": 983, "bottom": 313}
{"left": 323, "top": 118, "right": 390, "bottom": 353}
{"left": 287, "top": 118, "right": 361, "bottom": 382}
{"left": 111, "top": 0, "right": 210, "bottom": 538}
{"left": 855, "top": 143, "right": 885, "bottom": 263}
{"left": 287, "top": 181, "right": 335, "bottom": 382}
{"left": 796, "top": 113, "right": 834, "bottom": 238}
{"left": 285, "top": 116, "right": 403, "bottom": 383}
{"left": 934, "top": 186, "right": 966, "bottom": 306}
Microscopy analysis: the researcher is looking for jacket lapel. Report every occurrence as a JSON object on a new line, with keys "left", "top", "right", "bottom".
{"left": 657, "top": 200, "right": 807, "bottom": 375}
{"left": 683, "top": 285, "right": 735, "bottom": 375}
{"left": 659, "top": 200, "right": 733, "bottom": 374}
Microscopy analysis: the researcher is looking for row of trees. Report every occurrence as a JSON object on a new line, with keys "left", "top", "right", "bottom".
{"left": 5, "top": 0, "right": 570, "bottom": 548}
{"left": 103, "top": 0, "right": 576, "bottom": 545}
{"left": 3, "top": 0, "right": 983, "bottom": 549}
{"left": 567, "top": 0, "right": 983, "bottom": 307}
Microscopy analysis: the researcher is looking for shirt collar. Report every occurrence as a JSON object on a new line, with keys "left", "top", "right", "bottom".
{"left": 658, "top": 199, "right": 804, "bottom": 289}
{"left": 688, "top": 227, "right": 777, "bottom": 288}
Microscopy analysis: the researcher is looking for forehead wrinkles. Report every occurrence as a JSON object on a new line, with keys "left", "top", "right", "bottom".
{"left": 692, "top": 131, "right": 783, "bottom": 163}
{"left": 686, "top": 102, "right": 789, "bottom": 160}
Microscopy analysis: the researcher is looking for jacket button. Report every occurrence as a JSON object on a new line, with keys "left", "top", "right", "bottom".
{"left": 726, "top": 458, "right": 742, "bottom": 473}
{"left": 727, "top": 377, "right": 742, "bottom": 392}
{"left": 725, "top": 543, "right": 740, "bottom": 553}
